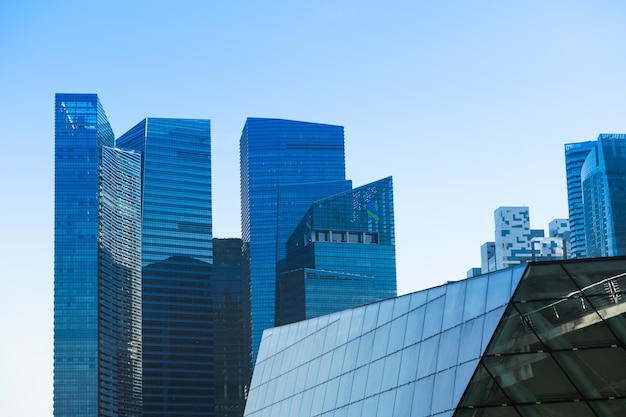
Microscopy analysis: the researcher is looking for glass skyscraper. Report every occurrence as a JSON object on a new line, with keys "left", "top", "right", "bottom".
{"left": 117, "top": 118, "right": 214, "bottom": 416}
{"left": 565, "top": 141, "right": 596, "bottom": 258}
{"left": 54, "top": 94, "right": 143, "bottom": 416}
{"left": 277, "top": 177, "right": 397, "bottom": 325}
{"left": 245, "top": 257, "right": 626, "bottom": 417}
{"left": 240, "top": 117, "right": 351, "bottom": 360}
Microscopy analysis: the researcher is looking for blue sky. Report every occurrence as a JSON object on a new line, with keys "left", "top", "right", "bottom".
{"left": 1, "top": 1, "right": 625, "bottom": 415}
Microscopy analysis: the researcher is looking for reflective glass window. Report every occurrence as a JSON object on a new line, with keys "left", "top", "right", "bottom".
{"left": 442, "top": 280, "right": 466, "bottom": 330}
{"left": 432, "top": 368, "right": 455, "bottom": 413}
{"left": 422, "top": 296, "right": 444, "bottom": 338}
{"left": 436, "top": 326, "right": 461, "bottom": 371}
{"left": 411, "top": 375, "right": 434, "bottom": 416}
{"left": 417, "top": 335, "right": 440, "bottom": 378}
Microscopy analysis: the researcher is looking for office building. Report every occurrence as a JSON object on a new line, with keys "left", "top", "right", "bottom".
{"left": 240, "top": 117, "right": 351, "bottom": 360}
{"left": 245, "top": 257, "right": 626, "bottom": 417}
{"left": 117, "top": 118, "right": 214, "bottom": 416}
{"left": 213, "top": 238, "right": 252, "bottom": 417}
{"left": 54, "top": 94, "right": 143, "bottom": 416}
{"left": 580, "top": 134, "right": 626, "bottom": 257}
{"left": 277, "top": 177, "right": 397, "bottom": 325}
{"left": 565, "top": 141, "right": 596, "bottom": 258}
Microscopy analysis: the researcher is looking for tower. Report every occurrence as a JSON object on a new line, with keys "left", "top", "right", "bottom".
{"left": 240, "top": 118, "right": 351, "bottom": 360}
{"left": 54, "top": 94, "right": 142, "bottom": 416}
{"left": 276, "top": 177, "right": 397, "bottom": 325}
{"left": 117, "top": 118, "right": 213, "bottom": 416}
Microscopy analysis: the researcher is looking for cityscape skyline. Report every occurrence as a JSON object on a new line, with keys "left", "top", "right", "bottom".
{"left": 2, "top": 2, "right": 626, "bottom": 416}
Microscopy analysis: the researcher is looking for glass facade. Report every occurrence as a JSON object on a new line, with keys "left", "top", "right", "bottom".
{"left": 277, "top": 177, "right": 397, "bottom": 325}
{"left": 54, "top": 94, "right": 142, "bottom": 416}
{"left": 581, "top": 134, "right": 626, "bottom": 257}
{"left": 117, "top": 118, "right": 214, "bottom": 416}
{"left": 245, "top": 257, "right": 626, "bottom": 417}
{"left": 240, "top": 117, "right": 350, "bottom": 361}
{"left": 565, "top": 141, "right": 596, "bottom": 259}
{"left": 213, "top": 238, "right": 252, "bottom": 417}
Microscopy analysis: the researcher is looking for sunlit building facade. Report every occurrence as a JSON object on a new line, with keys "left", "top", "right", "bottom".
{"left": 117, "top": 118, "right": 214, "bottom": 417}
{"left": 245, "top": 257, "right": 626, "bottom": 417}
{"left": 240, "top": 117, "right": 351, "bottom": 360}
{"left": 277, "top": 177, "right": 397, "bottom": 325}
{"left": 54, "top": 94, "right": 143, "bottom": 416}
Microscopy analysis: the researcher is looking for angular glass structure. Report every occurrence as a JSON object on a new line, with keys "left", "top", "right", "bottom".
{"left": 277, "top": 177, "right": 397, "bottom": 325}
{"left": 245, "top": 257, "right": 626, "bottom": 417}
{"left": 240, "top": 117, "right": 351, "bottom": 360}
{"left": 117, "top": 118, "right": 214, "bottom": 417}
{"left": 54, "top": 94, "right": 142, "bottom": 416}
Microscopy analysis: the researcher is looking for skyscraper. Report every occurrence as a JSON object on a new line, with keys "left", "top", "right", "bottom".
{"left": 240, "top": 118, "right": 351, "bottom": 360}
{"left": 117, "top": 118, "right": 214, "bottom": 416}
{"left": 494, "top": 206, "right": 533, "bottom": 270}
{"left": 212, "top": 238, "right": 251, "bottom": 417}
{"left": 581, "top": 134, "right": 626, "bottom": 257}
{"left": 565, "top": 141, "right": 596, "bottom": 258}
{"left": 276, "top": 177, "right": 397, "bottom": 325}
{"left": 54, "top": 94, "right": 143, "bottom": 416}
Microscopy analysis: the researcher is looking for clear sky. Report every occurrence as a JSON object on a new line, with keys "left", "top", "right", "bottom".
{"left": 1, "top": 1, "right": 625, "bottom": 415}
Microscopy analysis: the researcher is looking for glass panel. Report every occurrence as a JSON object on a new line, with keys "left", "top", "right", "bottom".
{"left": 486, "top": 269, "right": 513, "bottom": 311}
{"left": 411, "top": 375, "right": 434, "bottom": 416}
{"left": 356, "top": 331, "right": 375, "bottom": 367}
{"left": 377, "top": 299, "right": 394, "bottom": 325}
{"left": 442, "top": 280, "right": 467, "bottom": 330}
{"left": 363, "top": 303, "right": 380, "bottom": 333}
{"left": 372, "top": 323, "right": 391, "bottom": 360}
{"left": 458, "top": 316, "right": 485, "bottom": 363}
{"left": 323, "top": 319, "right": 340, "bottom": 353}
{"left": 388, "top": 313, "right": 408, "bottom": 354}
{"left": 393, "top": 382, "right": 415, "bottom": 417}
{"left": 346, "top": 400, "right": 363, "bottom": 417}
{"left": 322, "top": 377, "right": 339, "bottom": 413}
{"left": 342, "top": 339, "right": 359, "bottom": 373}
{"left": 409, "top": 290, "right": 428, "bottom": 310}
{"left": 305, "top": 358, "right": 320, "bottom": 389}
{"left": 482, "top": 352, "right": 579, "bottom": 404}
{"left": 416, "top": 335, "right": 440, "bottom": 379}
{"left": 336, "top": 372, "right": 353, "bottom": 408}
{"left": 298, "top": 388, "right": 314, "bottom": 417}
{"left": 482, "top": 306, "right": 506, "bottom": 353}
{"left": 329, "top": 344, "right": 346, "bottom": 380}
{"left": 553, "top": 347, "right": 626, "bottom": 398}
{"left": 365, "top": 359, "right": 384, "bottom": 397}
{"left": 436, "top": 327, "right": 461, "bottom": 372}
{"left": 464, "top": 274, "right": 488, "bottom": 320}
{"left": 404, "top": 304, "right": 426, "bottom": 347}
{"left": 392, "top": 294, "right": 411, "bottom": 319}
{"left": 398, "top": 343, "right": 419, "bottom": 385}
{"left": 431, "top": 368, "right": 455, "bottom": 414}
{"left": 518, "top": 401, "right": 597, "bottom": 417}
{"left": 514, "top": 263, "right": 579, "bottom": 302}
{"left": 336, "top": 309, "right": 353, "bottom": 345}
{"left": 362, "top": 396, "right": 379, "bottom": 417}
{"left": 453, "top": 359, "right": 479, "bottom": 407}
{"left": 458, "top": 363, "right": 507, "bottom": 407}
{"left": 310, "top": 384, "right": 325, "bottom": 416}
{"left": 377, "top": 390, "right": 396, "bottom": 415}
{"left": 428, "top": 285, "right": 446, "bottom": 301}
{"left": 381, "top": 351, "right": 402, "bottom": 391}
{"left": 317, "top": 350, "right": 333, "bottom": 383}
{"left": 588, "top": 399, "right": 626, "bottom": 416}
{"left": 422, "top": 296, "right": 444, "bottom": 338}
{"left": 350, "top": 365, "right": 368, "bottom": 402}
{"left": 348, "top": 307, "right": 365, "bottom": 341}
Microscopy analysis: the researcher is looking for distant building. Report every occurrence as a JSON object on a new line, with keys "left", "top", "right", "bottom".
{"left": 213, "top": 238, "right": 251, "bottom": 417}
{"left": 580, "top": 134, "right": 626, "bottom": 257}
{"left": 240, "top": 117, "right": 351, "bottom": 360}
{"left": 117, "top": 118, "right": 214, "bottom": 417}
{"left": 245, "top": 256, "right": 626, "bottom": 417}
{"left": 480, "top": 207, "right": 567, "bottom": 273}
{"left": 54, "top": 94, "right": 142, "bottom": 416}
{"left": 565, "top": 140, "right": 601, "bottom": 258}
{"left": 276, "top": 177, "right": 397, "bottom": 325}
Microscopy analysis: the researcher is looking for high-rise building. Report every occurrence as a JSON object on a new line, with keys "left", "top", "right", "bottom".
{"left": 54, "top": 94, "right": 143, "bottom": 416}
{"left": 117, "top": 118, "right": 214, "bottom": 417}
{"left": 581, "top": 134, "right": 626, "bottom": 257}
{"left": 240, "top": 117, "right": 351, "bottom": 360}
{"left": 494, "top": 206, "right": 533, "bottom": 269}
{"left": 245, "top": 256, "right": 626, "bottom": 417}
{"left": 212, "top": 238, "right": 252, "bottom": 417}
{"left": 276, "top": 177, "right": 397, "bottom": 325}
{"left": 565, "top": 141, "right": 596, "bottom": 258}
